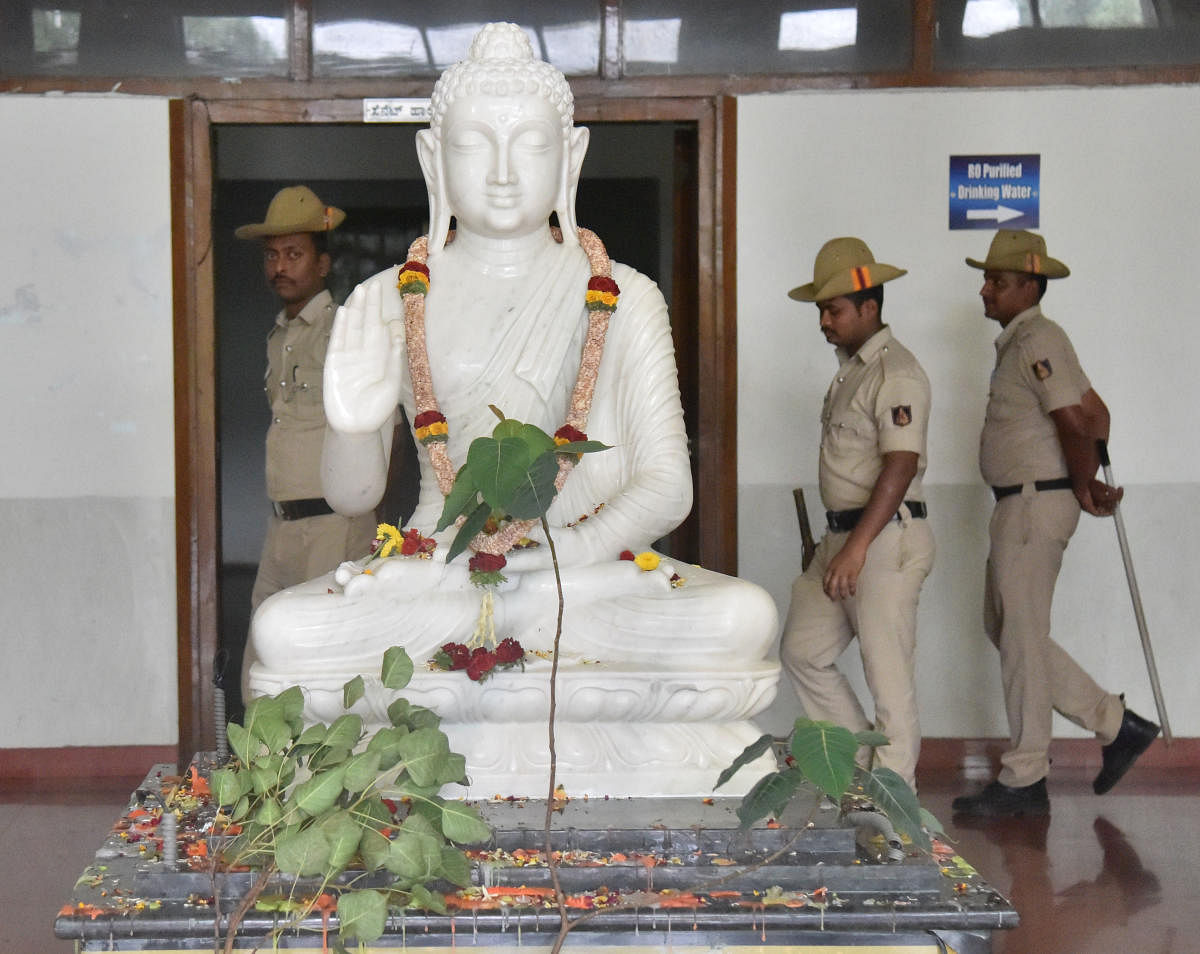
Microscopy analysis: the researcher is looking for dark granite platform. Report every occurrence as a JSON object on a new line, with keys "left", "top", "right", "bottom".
{"left": 56, "top": 760, "right": 1017, "bottom": 951}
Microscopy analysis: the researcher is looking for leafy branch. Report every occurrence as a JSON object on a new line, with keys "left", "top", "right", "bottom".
{"left": 550, "top": 722, "right": 941, "bottom": 950}
{"left": 716, "top": 718, "right": 943, "bottom": 853}
{"left": 210, "top": 646, "right": 491, "bottom": 948}
{"left": 435, "top": 405, "right": 609, "bottom": 565}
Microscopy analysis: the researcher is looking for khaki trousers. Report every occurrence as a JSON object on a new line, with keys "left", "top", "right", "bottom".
{"left": 984, "top": 488, "right": 1124, "bottom": 787}
{"left": 780, "top": 517, "right": 935, "bottom": 789}
{"left": 250, "top": 510, "right": 378, "bottom": 612}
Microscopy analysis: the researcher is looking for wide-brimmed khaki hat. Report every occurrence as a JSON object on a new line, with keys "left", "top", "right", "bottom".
{"left": 234, "top": 185, "right": 345, "bottom": 239}
{"left": 787, "top": 237, "right": 907, "bottom": 302}
{"left": 965, "top": 229, "right": 1069, "bottom": 278}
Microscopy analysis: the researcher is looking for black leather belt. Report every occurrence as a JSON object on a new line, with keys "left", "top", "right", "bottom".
{"left": 272, "top": 497, "right": 334, "bottom": 520}
{"left": 991, "top": 477, "right": 1073, "bottom": 501}
{"left": 826, "top": 500, "right": 927, "bottom": 533}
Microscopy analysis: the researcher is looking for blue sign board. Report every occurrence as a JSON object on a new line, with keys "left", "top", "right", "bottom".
{"left": 949, "top": 154, "right": 1040, "bottom": 230}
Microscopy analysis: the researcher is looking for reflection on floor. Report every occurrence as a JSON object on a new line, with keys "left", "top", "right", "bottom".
{"left": 3, "top": 766, "right": 1197, "bottom": 952}
{"left": 922, "top": 767, "right": 1200, "bottom": 954}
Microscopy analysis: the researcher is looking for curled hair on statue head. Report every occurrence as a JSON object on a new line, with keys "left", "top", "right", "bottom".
{"left": 423, "top": 23, "right": 582, "bottom": 253}
{"left": 429, "top": 23, "right": 574, "bottom": 139}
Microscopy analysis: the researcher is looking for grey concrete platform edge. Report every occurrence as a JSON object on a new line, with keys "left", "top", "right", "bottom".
{"left": 56, "top": 762, "right": 1017, "bottom": 951}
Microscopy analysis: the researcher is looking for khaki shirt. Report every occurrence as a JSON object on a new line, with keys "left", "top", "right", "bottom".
{"left": 979, "top": 305, "right": 1090, "bottom": 487}
{"left": 818, "top": 325, "right": 930, "bottom": 512}
{"left": 264, "top": 289, "right": 335, "bottom": 502}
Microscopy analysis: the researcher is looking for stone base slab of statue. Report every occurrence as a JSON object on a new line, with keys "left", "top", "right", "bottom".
{"left": 56, "top": 760, "right": 1018, "bottom": 951}
{"left": 249, "top": 659, "right": 780, "bottom": 797}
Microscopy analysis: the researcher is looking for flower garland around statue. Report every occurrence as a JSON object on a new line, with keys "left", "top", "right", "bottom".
{"left": 396, "top": 226, "right": 620, "bottom": 678}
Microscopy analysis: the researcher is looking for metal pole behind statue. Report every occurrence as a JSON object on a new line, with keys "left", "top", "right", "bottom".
{"left": 1097, "top": 440, "right": 1172, "bottom": 744}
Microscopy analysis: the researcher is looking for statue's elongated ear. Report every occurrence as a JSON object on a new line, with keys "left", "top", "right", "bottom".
{"left": 557, "top": 124, "right": 590, "bottom": 246}
{"left": 417, "top": 129, "right": 450, "bottom": 254}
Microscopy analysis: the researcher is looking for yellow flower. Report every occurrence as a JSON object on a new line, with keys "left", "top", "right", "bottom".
{"left": 634, "top": 551, "right": 660, "bottom": 571}
{"left": 376, "top": 522, "right": 403, "bottom": 558}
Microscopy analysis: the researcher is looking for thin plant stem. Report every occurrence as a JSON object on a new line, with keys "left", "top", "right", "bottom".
{"left": 538, "top": 516, "right": 572, "bottom": 952}
{"left": 224, "top": 863, "right": 276, "bottom": 954}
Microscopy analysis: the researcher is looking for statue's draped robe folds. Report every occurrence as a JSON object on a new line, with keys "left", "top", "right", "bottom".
{"left": 248, "top": 241, "right": 781, "bottom": 796}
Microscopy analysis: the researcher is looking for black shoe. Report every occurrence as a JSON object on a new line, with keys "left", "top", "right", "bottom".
{"left": 952, "top": 778, "right": 1049, "bottom": 817}
{"left": 1094, "top": 708, "right": 1160, "bottom": 794}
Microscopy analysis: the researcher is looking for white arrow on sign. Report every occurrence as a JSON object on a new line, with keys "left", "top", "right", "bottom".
{"left": 966, "top": 205, "right": 1023, "bottom": 223}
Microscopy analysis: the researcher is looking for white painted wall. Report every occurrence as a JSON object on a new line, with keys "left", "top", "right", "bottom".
{"left": 738, "top": 85, "right": 1199, "bottom": 740}
{"left": 2, "top": 85, "right": 1195, "bottom": 753}
{"left": 0, "top": 95, "right": 176, "bottom": 747}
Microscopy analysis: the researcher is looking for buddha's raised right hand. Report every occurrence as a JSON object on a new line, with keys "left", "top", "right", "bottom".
{"left": 324, "top": 276, "right": 404, "bottom": 435}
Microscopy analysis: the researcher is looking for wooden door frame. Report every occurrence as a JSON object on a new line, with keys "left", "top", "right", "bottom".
{"left": 174, "top": 95, "right": 739, "bottom": 760}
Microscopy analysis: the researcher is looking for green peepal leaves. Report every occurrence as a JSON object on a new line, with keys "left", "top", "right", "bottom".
{"left": 862, "top": 767, "right": 929, "bottom": 852}
{"left": 337, "top": 888, "right": 388, "bottom": 945}
{"left": 717, "top": 717, "right": 938, "bottom": 852}
{"left": 713, "top": 732, "right": 774, "bottom": 792}
{"left": 215, "top": 645, "right": 492, "bottom": 947}
{"left": 440, "top": 800, "right": 492, "bottom": 845}
{"left": 789, "top": 719, "right": 857, "bottom": 801}
{"left": 436, "top": 408, "right": 610, "bottom": 565}
{"left": 381, "top": 645, "right": 415, "bottom": 690}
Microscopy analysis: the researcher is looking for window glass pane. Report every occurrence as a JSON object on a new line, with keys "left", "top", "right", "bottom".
{"left": 33, "top": 8, "right": 80, "bottom": 62}
{"left": 620, "top": 1, "right": 912, "bottom": 75}
{"left": 1039, "top": 0, "right": 1150, "bottom": 29}
{"left": 779, "top": 9, "right": 859, "bottom": 52}
{"left": 182, "top": 16, "right": 286, "bottom": 72}
{"left": 939, "top": 0, "right": 1200, "bottom": 69}
{"left": 1, "top": 1, "right": 288, "bottom": 77}
{"left": 312, "top": 2, "right": 601, "bottom": 77}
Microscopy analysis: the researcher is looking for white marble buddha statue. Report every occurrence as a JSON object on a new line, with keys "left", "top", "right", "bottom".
{"left": 245, "top": 22, "right": 780, "bottom": 797}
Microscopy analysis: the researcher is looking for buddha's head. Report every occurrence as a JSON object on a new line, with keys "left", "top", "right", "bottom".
{"left": 417, "top": 23, "right": 590, "bottom": 252}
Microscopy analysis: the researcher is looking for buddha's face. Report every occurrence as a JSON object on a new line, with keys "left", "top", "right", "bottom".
{"left": 439, "top": 90, "right": 566, "bottom": 240}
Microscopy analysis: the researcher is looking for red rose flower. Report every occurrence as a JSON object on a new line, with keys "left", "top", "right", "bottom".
{"left": 467, "top": 647, "right": 497, "bottom": 681}
{"left": 441, "top": 642, "right": 470, "bottom": 670}
{"left": 469, "top": 552, "right": 507, "bottom": 574}
{"left": 494, "top": 637, "right": 524, "bottom": 664}
{"left": 400, "top": 528, "right": 435, "bottom": 556}
{"left": 618, "top": 549, "right": 635, "bottom": 561}
{"left": 401, "top": 528, "right": 423, "bottom": 555}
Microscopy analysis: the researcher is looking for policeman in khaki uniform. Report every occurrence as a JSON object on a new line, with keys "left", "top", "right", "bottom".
{"left": 235, "top": 186, "right": 378, "bottom": 613}
{"left": 952, "top": 229, "right": 1159, "bottom": 818}
{"left": 781, "top": 238, "right": 936, "bottom": 791}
